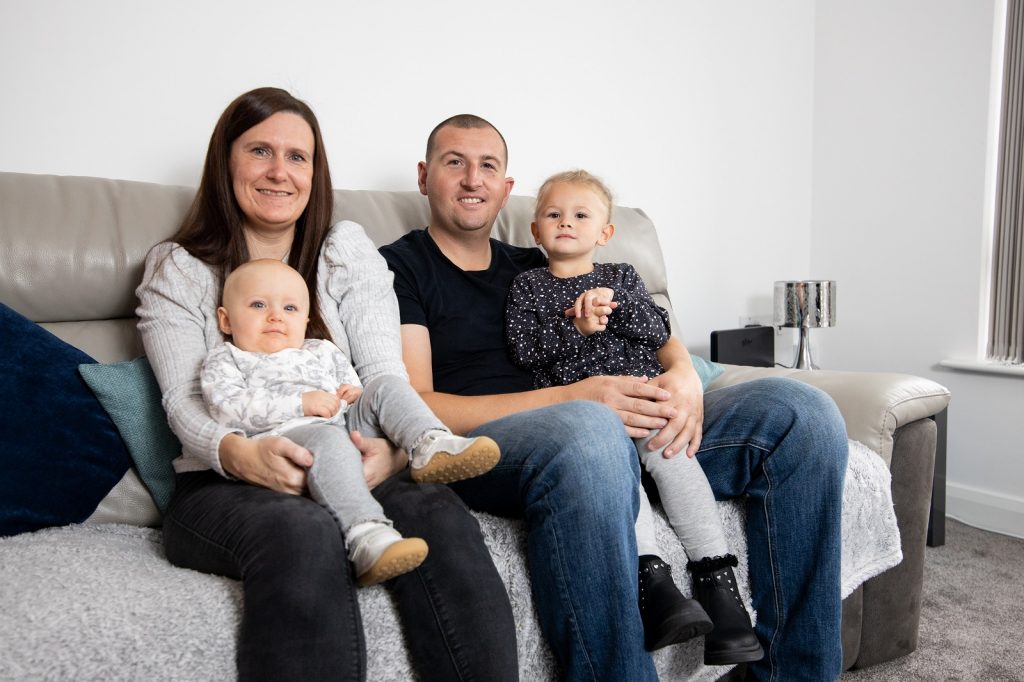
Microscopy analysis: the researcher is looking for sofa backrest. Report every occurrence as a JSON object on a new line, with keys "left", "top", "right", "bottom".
{"left": 0, "top": 172, "right": 674, "bottom": 363}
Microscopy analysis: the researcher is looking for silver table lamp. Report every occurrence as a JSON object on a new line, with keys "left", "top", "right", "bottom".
{"left": 773, "top": 280, "right": 836, "bottom": 370}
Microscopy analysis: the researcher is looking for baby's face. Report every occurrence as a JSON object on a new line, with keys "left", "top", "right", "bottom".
{"left": 532, "top": 182, "right": 613, "bottom": 262}
{"left": 218, "top": 260, "right": 309, "bottom": 354}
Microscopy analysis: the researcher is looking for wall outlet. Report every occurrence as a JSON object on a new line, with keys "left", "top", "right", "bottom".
{"left": 738, "top": 316, "right": 779, "bottom": 332}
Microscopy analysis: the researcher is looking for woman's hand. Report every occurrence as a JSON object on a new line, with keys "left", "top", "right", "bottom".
{"left": 645, "top": 366, "right": 704, "bottom": 458}
{"left": 218, "top": 432, "right": 313, "bottom": 495}
{"left": 351, "top": 430, "right": 408, "bottom": 490}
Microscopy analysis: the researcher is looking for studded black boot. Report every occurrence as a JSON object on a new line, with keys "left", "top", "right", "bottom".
{"left": 638, "top": 555, "right": 713, "bottom": 651}
{"left": 687, "top": 554, "right": 765, "bottom": 665}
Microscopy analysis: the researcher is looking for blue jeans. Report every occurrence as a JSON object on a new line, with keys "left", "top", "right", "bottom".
{"left": 697, "top": 378, "right": 847, "bottom": 681}
{"left": 452, "top": 401, "right": 655, "bottom": 682}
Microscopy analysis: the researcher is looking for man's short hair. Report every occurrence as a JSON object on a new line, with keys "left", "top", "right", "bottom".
{"left": 425, "top": 114, "right": 508, "bottom": 167}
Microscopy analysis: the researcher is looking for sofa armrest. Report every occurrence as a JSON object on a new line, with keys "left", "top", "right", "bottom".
{"left": 706, "top": 365, "right": 951, "bottom": 467}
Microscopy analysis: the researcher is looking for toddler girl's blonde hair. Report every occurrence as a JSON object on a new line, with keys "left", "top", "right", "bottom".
{"left": 535, "top": 170, "right": 614, "bottom": 223}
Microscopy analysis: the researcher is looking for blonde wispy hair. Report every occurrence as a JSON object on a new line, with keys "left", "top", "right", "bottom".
{"left": 535, "top": 169, "right": 614, "bottom": 223}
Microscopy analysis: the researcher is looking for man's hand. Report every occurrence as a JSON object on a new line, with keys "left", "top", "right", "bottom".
{"left": 219, "top": 433, "right": 312, "bottom": 495}
{"left": 352, "top": 430, "right": 408, "bottom": 490}
{"left": 303, "top": 390, "right": 341, "bottom": 417}
{"left": 645, "top": 366, "right": 704, "bottom": 458}
{"left": 567, "top": 375, "right": 677, "bottom": 438}
{"left": 564, "top": 287, "right": 618, "bottom": 336}
{"left": 336, "top": 384, "right": 363, "bottom": 405}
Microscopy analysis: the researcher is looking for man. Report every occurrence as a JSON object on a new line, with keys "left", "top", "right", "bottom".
{"left": 379, "top": 114, "right": 849, "bottom": 681}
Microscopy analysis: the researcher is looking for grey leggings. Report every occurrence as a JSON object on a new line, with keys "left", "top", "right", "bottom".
{"left": 285, "top": 374, "right": 444, "bottom": 536}
{"left": 634, "top": 430, "right": 729, "bottom": 562}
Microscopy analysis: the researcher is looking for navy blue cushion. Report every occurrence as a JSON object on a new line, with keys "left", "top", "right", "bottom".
{"left": 0, "top": 303, "right": 131, "bottom": 537}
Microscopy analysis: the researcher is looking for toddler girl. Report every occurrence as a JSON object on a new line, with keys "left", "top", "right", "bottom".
{"left": 505, "top": 170, "right": 763, "bottom": 664}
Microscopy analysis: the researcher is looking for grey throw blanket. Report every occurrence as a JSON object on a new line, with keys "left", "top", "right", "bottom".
{"left": 0, "top": 439, "right": 899, "bottom": 681}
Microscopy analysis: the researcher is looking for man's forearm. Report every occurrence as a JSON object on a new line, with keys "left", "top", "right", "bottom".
{"left": 657, "top": 335, "right": 694, "bottom": 373}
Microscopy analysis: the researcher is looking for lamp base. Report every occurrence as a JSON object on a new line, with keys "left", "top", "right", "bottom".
{"left": 793, "top": 327, "right": 819, "bottom": 370}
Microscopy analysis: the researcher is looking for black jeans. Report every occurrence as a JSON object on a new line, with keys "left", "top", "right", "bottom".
{"left": 164, "top": 469, "right": 517, "bottom": 682}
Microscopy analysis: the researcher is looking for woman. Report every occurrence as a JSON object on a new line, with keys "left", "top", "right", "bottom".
{"left": 136, "top": 87, "right": 517, "bottom": 681}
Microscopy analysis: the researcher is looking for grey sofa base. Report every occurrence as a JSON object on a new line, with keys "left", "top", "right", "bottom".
{"left": 844, "top": 418, "right": 936, "bottom": 669}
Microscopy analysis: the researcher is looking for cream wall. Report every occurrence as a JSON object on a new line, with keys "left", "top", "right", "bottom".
{"left": 811, "top": 0, "right": 1024, "bottom": 537}
{"left": 0, "top": 0, "right": 815, "bottom": 351}
{"left": 2, "top": 0, "right": 1019, "bottom": 535}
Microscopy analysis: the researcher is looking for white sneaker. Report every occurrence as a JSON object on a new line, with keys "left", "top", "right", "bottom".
{"left": 347, "top": 521, "right": 428, "bottom": 587}
{"left": 410, "top": 432, "right": 500, "bottom": 485}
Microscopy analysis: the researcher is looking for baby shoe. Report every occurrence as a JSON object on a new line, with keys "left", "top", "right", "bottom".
{"left": 347, "top": 521, "right": 428, "bottom": 587}
{"left": 410, "top": 432, "right": 500, "bottom": 485}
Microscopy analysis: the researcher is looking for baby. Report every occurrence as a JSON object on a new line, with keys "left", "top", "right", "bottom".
{"left": 202, "top": 258, "right": 499, "bottom": 586}
{"left": 505, "top": 170, "right": 763, "bottom": 664}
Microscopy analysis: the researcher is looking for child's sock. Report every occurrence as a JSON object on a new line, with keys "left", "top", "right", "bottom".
{"left": 409, "top": 430, "right": 500, "bottom": 485}
{"left": 346, "top": 521, "right": 428, "bottom": 587}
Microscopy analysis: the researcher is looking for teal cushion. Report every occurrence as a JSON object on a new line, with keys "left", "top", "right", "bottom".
{"left": 78, "top": 357, "right": 181, "bottom": 513}
{"left": 0, "top": 303, "right": 131, "bottom": 537}
{"left": 692, "top": 355, "right": 725, "bottom": 389}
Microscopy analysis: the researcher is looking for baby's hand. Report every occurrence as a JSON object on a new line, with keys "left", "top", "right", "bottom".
{"left": 336, "top": 384, "right": 363, "bottom": 405}
{"left": 302, "top": 390, "right": 341, "bottom": 418}
{"left": 565, "top": 287, "right": 617, "bottom": 337}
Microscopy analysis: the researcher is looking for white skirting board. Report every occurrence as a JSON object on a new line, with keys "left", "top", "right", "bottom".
{"left": 947, "top": 482, "right": 1024, "bottom": 540}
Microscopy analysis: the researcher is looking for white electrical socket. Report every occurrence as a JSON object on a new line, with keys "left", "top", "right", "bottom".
{"left": 738, "top": 316, "right": 783, "bottom": 334}
{"left": 739, "top": 316, "right": 769, "bottom": 327}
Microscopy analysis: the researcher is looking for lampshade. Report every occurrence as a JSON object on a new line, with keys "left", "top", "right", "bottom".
{"left": 774, "top": 280, "right": 836, "bottom": 328}
{"left": 773, "top": 280, "right": 836, "bottom": 369}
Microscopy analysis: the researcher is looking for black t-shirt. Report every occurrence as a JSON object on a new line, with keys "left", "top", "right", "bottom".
{"left": 379, "top": 228, "right": 547, "bottom": 396}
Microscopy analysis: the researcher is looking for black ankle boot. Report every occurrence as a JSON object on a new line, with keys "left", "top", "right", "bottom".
{"left": 687, "top": 555, "right": 765, "bottom": 665}
{"left": 638, "top": 555, "right": 713, "bottom": 651}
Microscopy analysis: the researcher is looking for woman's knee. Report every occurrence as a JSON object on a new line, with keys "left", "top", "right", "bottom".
{"left": 378, "top": 475, "right": 477, "bottom": 537}
{"left": 247, "top": 496, "right": 347, "bottom": 574}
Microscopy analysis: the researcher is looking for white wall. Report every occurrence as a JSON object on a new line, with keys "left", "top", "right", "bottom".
{"left": 3, "top": 1, "right": 1019, "bottom": 534}
{"left": 812, "top": 0, "right": 1024, "bottom": 537}
{"left": 0, "top": 0, "right": 816, "bottom": 354}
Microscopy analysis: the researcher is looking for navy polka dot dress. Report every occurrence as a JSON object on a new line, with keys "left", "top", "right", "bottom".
{"left": 505, "top": 262, "right": 670, "bottom": 388}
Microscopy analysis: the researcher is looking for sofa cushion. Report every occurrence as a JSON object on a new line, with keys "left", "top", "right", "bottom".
{"left": 0, "top": 173, "right": 191, "bottom": 323}
{"left": 79, "top": 357, "right": 180, "bottom": 513}
{"left": 707, "top": 365, "right": 950, "bottom": 466}
{"left": 693, "top": 355, "right": 725, "bottom": 388}
{"left": 0, "top": 303, "right": 131, "bottom": 536}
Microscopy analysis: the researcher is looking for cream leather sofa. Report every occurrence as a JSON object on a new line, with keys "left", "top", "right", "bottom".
{"left": 0, "top": 171, "right": 950, "bottom": 680}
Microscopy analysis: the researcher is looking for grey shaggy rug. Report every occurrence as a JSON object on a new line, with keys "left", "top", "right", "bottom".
{"left": 0, "top": 441, "right": 896, "bottom": 681}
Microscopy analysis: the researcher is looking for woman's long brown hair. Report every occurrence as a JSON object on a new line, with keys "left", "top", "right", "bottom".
{"left": 173, "top": 87, "right": 334, "bottom": 340}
